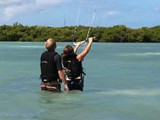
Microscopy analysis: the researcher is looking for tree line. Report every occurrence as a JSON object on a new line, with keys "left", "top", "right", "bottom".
{"left": 0, "top": 22, "right": 160, "bottom": 42}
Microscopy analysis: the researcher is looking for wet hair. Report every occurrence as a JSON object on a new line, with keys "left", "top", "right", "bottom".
{"left": 63, "top": 45, "right": 74, "bottom": 55}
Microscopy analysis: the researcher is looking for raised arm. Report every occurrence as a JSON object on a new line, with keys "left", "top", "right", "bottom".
{"left": 76, "top": 37, "right": 93, "bottom": 61}
{"left": 74, "top": 41, "right": 83, "bottom": 53}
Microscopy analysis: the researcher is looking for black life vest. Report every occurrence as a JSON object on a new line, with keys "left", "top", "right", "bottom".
{"left": 62, "top": 54, "right": 83, "bottom": 79}
{"left": 40, "top": 51, "right": 59, "bottom": 82}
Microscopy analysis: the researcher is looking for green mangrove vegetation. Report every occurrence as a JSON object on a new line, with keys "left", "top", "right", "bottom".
{"left": 0, "top": 22, "right": 160, "bottom": 42}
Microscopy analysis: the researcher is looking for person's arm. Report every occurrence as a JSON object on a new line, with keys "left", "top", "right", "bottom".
{"left": 54, "top": 54, "right": 69, "bottom": 91}
{"left": 76, "top": 37, "right": 93, "bottom": 61}
{"left": 58, "top": 70, "right": 69, "bottom": 91}
{"left": 74, "top": 41, "right": 82, "bottom": 53}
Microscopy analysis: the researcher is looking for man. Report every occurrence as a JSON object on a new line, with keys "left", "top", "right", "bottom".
{"left": 61, "top": 37, "right": 93, "bottom": 91}
{"left": 40, "top": 38, "right": 69, "bottom": 92}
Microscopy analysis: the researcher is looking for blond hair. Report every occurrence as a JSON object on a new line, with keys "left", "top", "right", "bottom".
{"left": 45, "top": 38, "right": 56, "bottom": 51}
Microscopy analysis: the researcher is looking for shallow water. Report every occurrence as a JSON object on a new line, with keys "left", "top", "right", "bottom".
{"left": 0, "top": 42, "right": 160, "bottom": 120}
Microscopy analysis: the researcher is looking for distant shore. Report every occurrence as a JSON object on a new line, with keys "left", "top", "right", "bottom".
{"left": 0, "top": 22, "right": 160, "bottom": 43}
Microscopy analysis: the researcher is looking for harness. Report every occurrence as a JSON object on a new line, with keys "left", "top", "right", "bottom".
{"left": 40, "top": 51, "right": 59, "bottom": 83}
{"left": 62, "top": 54, "right": 85, "bottom": 82}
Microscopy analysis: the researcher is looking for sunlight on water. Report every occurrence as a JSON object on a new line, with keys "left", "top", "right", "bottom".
{"left": 120, "top": 52, "right": 160, "bottom": 56}
{"left": 97, "top": 89, "right": 160, "bottom": 96}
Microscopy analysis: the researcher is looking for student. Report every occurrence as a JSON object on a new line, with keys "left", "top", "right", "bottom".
{"left": 40, "top": 38, "right": 69, "bottom": 92}
{"left": 61, "top": 37, "right": 93, "bottom": 91}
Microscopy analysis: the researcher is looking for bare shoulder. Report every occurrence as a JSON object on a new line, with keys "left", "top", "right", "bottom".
{"left": 76, "top": 54, "right": 83, "bottom": 61}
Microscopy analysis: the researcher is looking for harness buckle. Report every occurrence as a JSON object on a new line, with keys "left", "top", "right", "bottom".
{"left": 42, "top": 78, "right": 50, "bottom": 83}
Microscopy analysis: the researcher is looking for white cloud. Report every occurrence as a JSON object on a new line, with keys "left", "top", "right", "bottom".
{"left": 155, "top": 6, "right": 160, "bottom": 12}
{"left": 35, "top": 0, "right": 68, "bottom": 5}
{"left": 2, "top": 4, "right": 32, "bottom": 20}
{"left": 0, "top": 0, "right": 70, "bottom": 21}
{"left": 0, "top": 0, "right": 21, "bottom": 5}
{"left": 106, "top": 11, "right": 119, "bottom": 16}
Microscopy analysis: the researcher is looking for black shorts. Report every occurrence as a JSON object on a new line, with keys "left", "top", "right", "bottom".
{"left": 67, "top": 79, "right": 84, "bottom": 91}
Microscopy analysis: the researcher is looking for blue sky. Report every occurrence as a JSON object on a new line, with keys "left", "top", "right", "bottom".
{"left": 0, "top": 0, "right": 160, "bottom": 28}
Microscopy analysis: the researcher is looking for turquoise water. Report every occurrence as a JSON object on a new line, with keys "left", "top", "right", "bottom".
{"left": 0, "top": 42, "right": 160, "bottom": 120}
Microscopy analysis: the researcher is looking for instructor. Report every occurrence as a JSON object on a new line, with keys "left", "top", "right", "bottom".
{"left": 40, "top": 38, "right": 69, "bottom": 92}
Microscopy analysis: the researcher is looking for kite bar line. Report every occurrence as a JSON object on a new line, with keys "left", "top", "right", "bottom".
{"left": 72, "top": 1, "right": 81, "bottom": 44}
{"left": 85, "top": 8, "right": 97, "bottom": 41}
{"left": 73, "top": 8, "right": 97, "bottom": 47}
{"left": 82, "top": 8, "right": 97, "bottom": 49}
